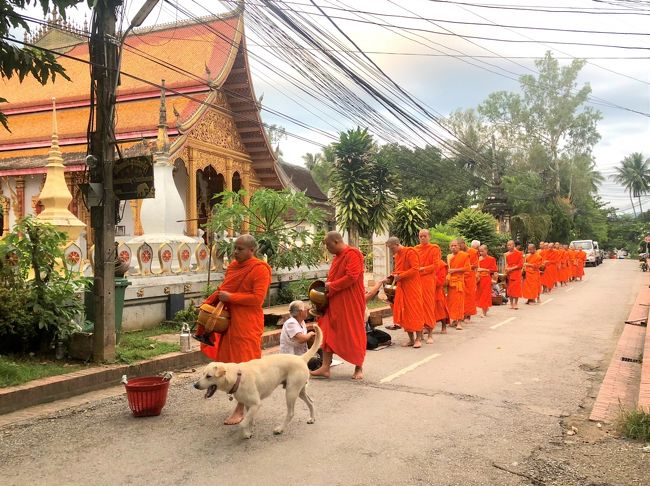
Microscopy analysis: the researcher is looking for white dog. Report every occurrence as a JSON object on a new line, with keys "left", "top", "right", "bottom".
{"left": 194, "top": 324, "right": 322, "bottom": 439}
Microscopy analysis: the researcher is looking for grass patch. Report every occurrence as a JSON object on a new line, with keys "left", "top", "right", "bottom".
{"left": 116, "top": 322, "right": 181, "bottom": 364}
{"left": 367, "top": 298, "right": 390, "bottom": 309}
{"left": 0, "top": 356, "right": 84, "bottom": 388}
{"left": 617, "top": 407, "right": 650, "bottom": 441}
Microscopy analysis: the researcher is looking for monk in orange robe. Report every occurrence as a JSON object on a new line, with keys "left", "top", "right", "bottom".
{"left": 558, "top": 243, "right": 569, "bottom": 286}
{"left": 387, "top": 237, "right": 425, "bottom": 348}
{"left": 197, "top": 234, "right": 272, "bottom": 424}
{"left": 311, "top": 232, "right": 366, "bottom": 380}
{"left": 446, "top": 240, "right": 471, "bottom": 329}
{"left": 522, "top": 243, "right": 542, "bottom": 304}
{"left": 415, "top": 229, "right": 438, "bottom": 344}
{"left": 476, "top": 244, "right": 497, "bottom": 317}
{"left": 567, "top": 245, "right": 577, "bottom": 281}
{"left": 504, "top": 239, "right": 523, "bottom": 309}
{"left": 542, "top": 243, "right": 559, "bottom": 292}
{"left": 432, "top": 245, "right": 449, "bottom": 333}
{"left": 575, "top": 247, "right": 586, "bottom": 280}
{"left": 460, "top": 239, "right": 479, "bottom": 320}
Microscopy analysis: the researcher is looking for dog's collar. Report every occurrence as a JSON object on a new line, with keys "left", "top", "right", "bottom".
{"left": 227, "top": 371, "right": 242, "bottom": 400}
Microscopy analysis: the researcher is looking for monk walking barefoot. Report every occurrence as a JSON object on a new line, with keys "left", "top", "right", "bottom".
{"left": 387, "top": 237, "right": 425, "bottom": 348}
{"left": 415, "top": 229, "right": 438, "bottom": 345}
{"left": 195, "top": 235, "right": 272, "bottom": 425}
{"left": 504, "top": 240, "right": 523, "bottom": 310}
{"left": 446, "top": 240, "right": 470, "bottom": 330}
{"left": 477, "top": 244, "right": 497, "bottom": 318}
{"left": 311, "top": 232, "right": 366, "bottom": 380}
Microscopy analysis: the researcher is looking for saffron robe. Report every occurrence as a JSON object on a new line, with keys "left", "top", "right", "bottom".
{"left": 432, "top": 245, "right": 449, "bottom": 322}
{"left": 560, "top": 249, "right": 570, "bottom": 282}
{"left": 393, "top": 247, "right": 425, "bottom": 332}
{"left": 505, "top": 250, "right": 524, "bottom": 298}
{"left": 522, "top": 252, "right": 542, "bottom": 300}
{"left": 576, "top": 250, "right": 586, "bottom": 278}
{"left": 446, "top": 251, "right": 471, "bottom": 321}
{"left": 568, "top": 249, "right": 578, "bottom": 279}
{"left": 477, "top": 255, "right": 497, "bottom": 310}
{"left": 464, "top": 247, "right": 479, "bottom": 317}
{"left": 542, "top": 248, "right": 559, "bottom": 289}
{"left": 415, "top": 243, "right": 438, "bottom": 327}
{"left": 201, "top": 257, "right": 272, "bottom": 362}
{"left": 319, "top": 246, "right": 366, "bottom": 367}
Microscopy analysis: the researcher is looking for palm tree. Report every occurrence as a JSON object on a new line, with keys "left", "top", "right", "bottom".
{"left": 611, "top": 153, "right": 650, "bottom": 217}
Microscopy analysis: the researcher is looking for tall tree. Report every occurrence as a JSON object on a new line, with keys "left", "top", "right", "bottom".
{"left": 479, "top": 51, "right": 602, "bottom": 196}
{"left": 1, "top": 1, "right": 85, "bottom": 130}
{"left": 611, "top": 152, "right": 650, "bottom": 217}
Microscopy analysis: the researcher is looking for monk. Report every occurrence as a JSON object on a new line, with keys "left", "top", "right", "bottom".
{"left": 575, "top": 247, "right": 586, "bottom": 280}
{"left": 476, "top": 244, "right": 497, "bottom": 317}
{"left": 504, "top": 239, "right": 523, "bottom": 310}
{"left": 311, "top": 231, "right": 366, "bottom": 380}
{"left": 446, "top": 240, "right": 471, "bottom": 330}
{"left": 195, "top": 234, "right": 272, "bottom": 425}
{"left": 567, "top": 245, "right": 577, "bottom": 282}
{"left": 459, "top": 239, "right": 478, "bottom": 321}
{"left": 558, "top": 243, "right": 569, "bottom": 286}
{"left": 432, "top": 244, "right": 450, "bottom": 333}
{"left": 542, "top": 243, "right": 559, "bottom": 292}
{"left": 387, "top": 237, "right": 425, "bottom": 347}
{"left": 522, "top": 243, "right": 542, "bottom": 304}
{"left": 415, "top": 229, "right": 438, "bottom": 344}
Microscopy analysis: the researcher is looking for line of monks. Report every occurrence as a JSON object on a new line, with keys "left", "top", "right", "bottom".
{"left": 192, "top": 231, "right": 588, "bottom": 427}
{"left": 386, "top": 231, "right": 588, "bottom": 348}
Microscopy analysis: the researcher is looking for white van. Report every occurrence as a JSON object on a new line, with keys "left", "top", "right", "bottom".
{"left": 570, "top": 240, "right": 600, "bottom": 266}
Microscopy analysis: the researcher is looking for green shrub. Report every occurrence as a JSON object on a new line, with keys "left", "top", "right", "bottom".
{"left": 391, "top": 197, "right": 430, "bottom": 247}
{"left": 0, "top": 216, "right": 89, "bottom": 354}
{"left": 173, "top": 302, "right": 198, "bottom": 324}
{"left": 448, "top": 208, "right": 500, "bottom": 250}
{"left": 277, "top": 277, "right": 311, "bottom": 304}
{"left": 429, "top": 223, "right": 459, "bottom": 252}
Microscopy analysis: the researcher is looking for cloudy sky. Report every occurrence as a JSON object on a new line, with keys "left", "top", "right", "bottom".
{"left": 17, "top": 0, "right": 650, "bottom": 212}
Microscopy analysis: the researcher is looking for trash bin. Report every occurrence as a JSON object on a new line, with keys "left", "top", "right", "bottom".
{"left": 84, "top": 277, "right": 132, "bottom": 344}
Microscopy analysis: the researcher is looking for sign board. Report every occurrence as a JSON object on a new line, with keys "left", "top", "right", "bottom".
{"left": 113, "top": 155, "right": 155, "bottom": 200}
{"left": 645, "top": 236, "right": 650, "bottom": 243}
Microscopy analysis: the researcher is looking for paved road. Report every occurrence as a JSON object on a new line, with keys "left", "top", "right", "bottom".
{"left": 0, "top": 259, "right": 643, "bottom": 485}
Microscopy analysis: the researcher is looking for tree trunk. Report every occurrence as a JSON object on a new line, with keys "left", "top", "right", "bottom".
{"left": 630, "top": 193, "right": 637, "bottom": 217}
{"left": 638, "top": 196, "right": 644, "bottom": 219}
{"left": 348, "top": 223, "right": 359, "bottom": 248}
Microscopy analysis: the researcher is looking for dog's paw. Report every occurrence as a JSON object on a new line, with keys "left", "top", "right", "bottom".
{"left": 273, "top": 427, "right": 284, "bottom": 435}
{"left": 307, "top": 418, "right": 315, "bottom": 424}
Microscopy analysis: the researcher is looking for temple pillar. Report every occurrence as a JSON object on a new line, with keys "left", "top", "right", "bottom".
{"left": 130, "top": 200, "right": 144, "bottom": 236}
{"left": 1, "top": 197, "right": 9, "bottom": 234}
{"left": 242, "top": 166, "right": 251, "bottom": 232}
{"left": 15, "top": 176, "right": 25, "bottom": 219}
{"left": 187, "top": 149, "right": 198, "bottom": 237}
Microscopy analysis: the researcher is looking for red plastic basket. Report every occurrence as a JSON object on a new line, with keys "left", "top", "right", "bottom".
{"left": 124, "top": 376, "right": 170, "bottom": 417}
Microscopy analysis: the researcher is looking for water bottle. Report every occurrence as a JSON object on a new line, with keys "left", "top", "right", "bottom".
{"left": 180, "top": 323, "right": 191, "bottom": 353}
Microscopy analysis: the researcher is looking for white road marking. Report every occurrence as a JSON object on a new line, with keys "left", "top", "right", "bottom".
{"left": 566, "top": 287, "right": 575, "bottom": 292}
{"left": 490, "top": 317, "right": 517, "bottom": 330}
{"left": 379, "top": 353, "right": 442, "bottom": 383}
{"left": 540, "top": 298, "right": 555, "bottom": 306}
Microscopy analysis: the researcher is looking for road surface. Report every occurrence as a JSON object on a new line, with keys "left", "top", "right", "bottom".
{"left": 1, "top": 259, "right": 647, "bottom": 485}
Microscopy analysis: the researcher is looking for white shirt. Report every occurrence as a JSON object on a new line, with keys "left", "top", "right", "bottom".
{"left": 280, "top": 317, "right": 308, "bottom": 356}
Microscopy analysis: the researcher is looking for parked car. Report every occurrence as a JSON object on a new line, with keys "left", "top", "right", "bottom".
{"left": 570, "top": 240, "right": 600, "bottom": 266}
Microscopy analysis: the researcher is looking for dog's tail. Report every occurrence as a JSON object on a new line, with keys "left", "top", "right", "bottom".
{"left": 302, "top": 323, "right": 322, "bottom": 364}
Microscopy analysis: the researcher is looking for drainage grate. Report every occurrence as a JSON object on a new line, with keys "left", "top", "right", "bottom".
{"left": 621, "top": 356, "right": 642, "bottom": 363}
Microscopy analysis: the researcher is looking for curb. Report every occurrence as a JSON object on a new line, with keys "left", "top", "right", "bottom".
{"left": 0, "top": 306, "right": 392, "bottom": 416}
{"left": 0, "top": 350, "right": 209, "bottom": 415}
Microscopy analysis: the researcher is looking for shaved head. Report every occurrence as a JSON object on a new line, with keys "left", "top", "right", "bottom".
{"left": 386, "top": 236, "right": 400, "bottom": 246}
{"left": 325, "top": 231, "right": 343, "bottom": 243}
{"left": 324, "top": 231, "right": 347, "bottom": 255}
{"left": 233, "top": 234, "right": 256, "bottom": 262}
{"left": 471, "top": 240, "right": 480, "bottom": 248}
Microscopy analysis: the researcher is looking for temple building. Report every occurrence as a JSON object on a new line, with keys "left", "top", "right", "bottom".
{"left": 0, "top": 5, "right": 292, "bottom": 242}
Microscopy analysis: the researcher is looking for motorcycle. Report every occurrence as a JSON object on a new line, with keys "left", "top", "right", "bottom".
{"left": 639, "top": 255, "right": 648, "bottom": 272}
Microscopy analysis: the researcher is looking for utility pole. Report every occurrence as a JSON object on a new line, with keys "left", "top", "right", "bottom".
{"left": 89, "top": 0, "right": 120, "bottom": 362}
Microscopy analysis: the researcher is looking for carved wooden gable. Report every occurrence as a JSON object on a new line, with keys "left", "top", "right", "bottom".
{"left": 188, "top": 109, "right": 247, "bottom": 154}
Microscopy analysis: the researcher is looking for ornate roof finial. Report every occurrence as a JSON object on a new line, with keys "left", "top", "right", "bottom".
{"left": 156, "top": 80, "right": 170, "bottom": 157}
{"left": 50, "top": 97, "right": 60, "bottom": 154}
